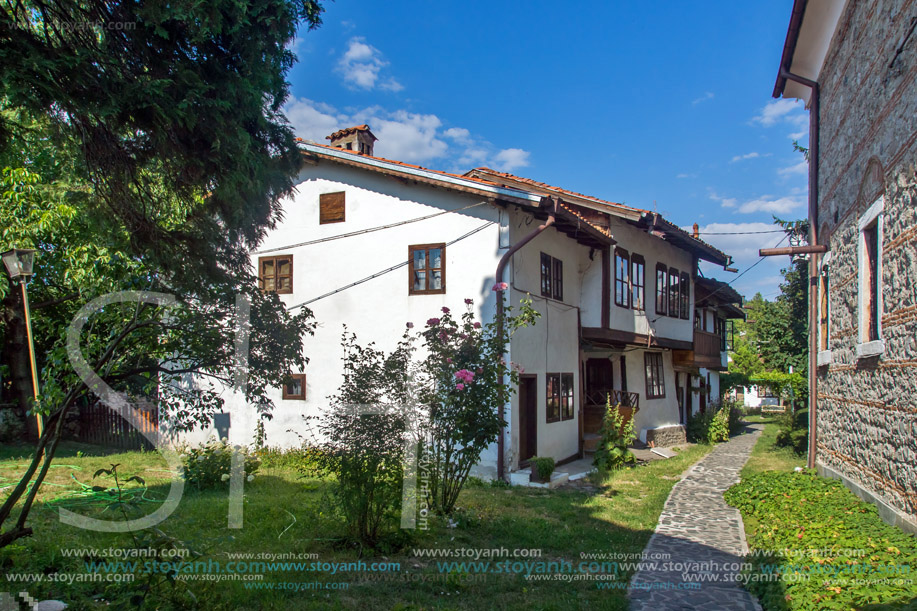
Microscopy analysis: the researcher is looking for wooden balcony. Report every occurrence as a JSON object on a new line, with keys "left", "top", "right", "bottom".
{"left": 673, "top": 329, "right": 726, "bottom": 370}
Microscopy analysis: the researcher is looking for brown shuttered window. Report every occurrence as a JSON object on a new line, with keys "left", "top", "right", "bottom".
{"left": 319, "top": 192, "right": 346, "bottom": 224}
{"left": 259, "top": 255, "right": 293, "bottom": 294}
{"left": 644, "top": 352, "right": 665, "bottom": 399}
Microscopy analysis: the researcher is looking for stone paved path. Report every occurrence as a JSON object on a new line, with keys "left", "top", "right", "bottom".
{"left": 628, "top": 425, "right": 763, "bottom": 611}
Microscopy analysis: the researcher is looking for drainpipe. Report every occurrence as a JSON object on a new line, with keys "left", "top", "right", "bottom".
{"left": 495, "top": 196, "right": 558, "bottom": 480}
{"left": 780, "top": 70, "right": 819, "bottom": 470}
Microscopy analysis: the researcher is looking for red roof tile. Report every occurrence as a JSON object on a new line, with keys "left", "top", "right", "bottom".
{"left": 326, "top": 125, "right": 377, "bottom": 141}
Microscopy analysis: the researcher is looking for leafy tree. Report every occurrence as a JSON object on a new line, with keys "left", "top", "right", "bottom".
{"left": 0, "top": 0, "right": 326, "bottom": 548}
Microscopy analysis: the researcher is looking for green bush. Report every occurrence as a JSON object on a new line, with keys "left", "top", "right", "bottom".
{"left": 686, "top": 404, "right": 732, "bottom": 444}
{"left": 776, "top": 407, "right": 809, "bottom": 455}
{"left": 179, "top": 439, "right": 260, "bottom": 490}
{"left": 725, "top": 470, "right": 917, "bottom": 610}
{"left": 593, "top": 399, "right": 636, "bottom": 470}
{"left": 531, "top": 456, "right": 555, "bottom": 481}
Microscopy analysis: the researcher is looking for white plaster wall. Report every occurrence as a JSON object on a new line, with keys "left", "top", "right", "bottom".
{"left": 606, "top": 217, "right": 695, "bottom": 343}
{"left": 211, "top": 162, "right": 508, "bottom": 451}
{"left": 506, "top": 208, "right": 586, "bottom": 466}
{"left": 626, "top": 348, "right": 680, "bottom": 440}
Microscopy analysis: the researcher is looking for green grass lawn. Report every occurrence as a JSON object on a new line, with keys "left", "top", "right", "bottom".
{"left": 0, "top": 441, "right": 714, "bottom": 610}
{"left": 741, "top": 413, "right": 806, "bottom": 478}
{"left": 728, "top": 414, "right": 917, "bottom": 610}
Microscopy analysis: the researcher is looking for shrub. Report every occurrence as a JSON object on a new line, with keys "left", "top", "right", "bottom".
{"left": 776, "top": 407, "right": 809, "bottom": 455}
{"left": 593, "top": 400, "right": 636, "bottom": 470}
{"left": 531, "top": 456, "right": 555, "bottom": 481}
{"left": 419, "top": 298, "right": 538, "bottom": 514}
{"left": 306, "top": 328, "right": 414, "bottom": 547}
{"left": 725, "top": 470, "right": 917, "bottom": 610}
{"left": 179, "top": 439, "right": 260, "bottom": 490}
{"left": 686, "top": 405, "right": 731, "bottom": 444}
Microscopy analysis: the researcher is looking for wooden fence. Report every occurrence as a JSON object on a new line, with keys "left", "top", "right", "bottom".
{"left": 78, "top": 400, "right": 158, "bottom": 451}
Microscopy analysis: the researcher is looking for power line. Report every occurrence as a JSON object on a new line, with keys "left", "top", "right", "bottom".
{"left": 695, "top": 229, "right": 785, "bottom": 235}
{"left": 287, "top": 222, "right": 494, "bottom": 310}
{"left": 701, "top": 233, "right": 789, "bottom": 304}
{"left": 254, "top": 200, "right": 489, "bottom": 255}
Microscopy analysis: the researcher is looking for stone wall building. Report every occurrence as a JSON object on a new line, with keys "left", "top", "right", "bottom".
{"left": 774, "top": 0, "right": 917, "bottom": 533}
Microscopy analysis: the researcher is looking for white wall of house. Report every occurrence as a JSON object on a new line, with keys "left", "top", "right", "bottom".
{"left": 743, "top": 385, "right": 780, "bottom": 409}
{"left": 606, "top": 217, "right": 695, "bottom": 344}
{"left": 194, "top": 162, "right": 514, "bottom": 452}
{"left": 506, "top": 207, "right": 588, "bottom": 468}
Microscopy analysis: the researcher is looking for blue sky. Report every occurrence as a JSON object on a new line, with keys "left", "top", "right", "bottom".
{"left": 284, "top": 1, "right": 810, "bottom": 300}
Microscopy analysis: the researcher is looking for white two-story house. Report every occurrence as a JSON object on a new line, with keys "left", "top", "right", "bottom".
{"left": 189, "top": 125, "right": 738, "bottom": 478}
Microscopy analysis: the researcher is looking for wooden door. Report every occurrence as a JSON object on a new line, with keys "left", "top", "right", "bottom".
{"left": 518, "top": 375, "right": 538, "bottom": 463}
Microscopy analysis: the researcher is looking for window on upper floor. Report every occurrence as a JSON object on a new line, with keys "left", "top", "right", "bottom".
{"left": 614, "top": 248, "right": 630, "bottom": 308}
{"left": 631, "top": 254, "right": 645, "bottom": 311}
{"left": 679, "top": 271, "right": 690, "bottom": 320}
{"left": 319, "top": 192, "right": 346, "bottom": 224}
{"left": 644, "top": 352, "right": 665, "bottom": 399}
{"left": 258, "top": 255, "right": 293, "bottom": 294}
{"left": 540, "top": 252, "right": 563, "bottom": 301}
{"left": 409, "top": 244, "right": 445, "bottom": 295}
{"left": 282, "top": 373, "right": 307, "bottom": 400}
{"left": 857, "top": 196, "right": 884, "bottom": 357}
{"left": 655, "top": 263, "right": 667, "bottom": 316}
{"left": 546, "top": 372, "right": 575, "bottom": 423}
{"left": 668, "top": 268, "right": 679, "bottom": 318}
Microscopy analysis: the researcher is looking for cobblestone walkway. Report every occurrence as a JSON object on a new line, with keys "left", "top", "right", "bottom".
{"left": 628, "top": 425, "right": 763, "bottom": 611}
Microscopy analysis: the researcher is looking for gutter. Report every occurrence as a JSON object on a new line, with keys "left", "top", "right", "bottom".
{"left": 777, "top": 69, "right": 820, "bottom": 470}
{"left": 495, "top": 196, "right": 558, "bottom": 480}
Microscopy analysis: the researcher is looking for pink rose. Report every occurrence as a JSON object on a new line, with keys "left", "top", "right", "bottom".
{"left": 455, "top": 383, "right": 465, "bottom": 391}
{"left": 464, "top": 298, "right": 473, "bottom": 305}
{"left": 441, "top": 306, "right": 450, "bottom": 314}
{"left": 491, "top": 282, "right": 508, "bottom": 292}
{"left": 426, "top": 318, "right": 440, "bottom": 326}
{"left": 454, "top": 369, "right": 475, "bottom": 383}
{"left": 446, "top": 357, "right": 453, "bottom": 364}
{"left": 406, "top": 322, "right": 414, "bottom": 328}
{"left": 473, "top": 322, "right": 481, "bottom": 329}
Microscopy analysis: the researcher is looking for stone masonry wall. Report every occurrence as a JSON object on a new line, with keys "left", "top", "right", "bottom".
{"left": 816, "top": 0, "right": 917, "bottom": 523}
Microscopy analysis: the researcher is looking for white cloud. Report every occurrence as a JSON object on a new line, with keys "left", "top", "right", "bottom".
{"left": 443, "top": 127, "right": 472, "bottom": 143}
{"left": 709, "top": 190, "right": 737, "bottom": 209}
{"left": 692, "top": 91, "right": 714, "bottom": 105}
{"left": 336, "top": 37, "right": 402, "bottom": 92}
{"left": 735, "top": 195, "right": 803, "bottom": 214}
{"left": 778, "top": 159, "right": 808, "bottom": 177}
{"left": 752, "top": 99, "right": 802, "bottom": 126}
{"left": 707, "top": 189, "right": 804, "bottom": 214}
{"left": 282, "top": 97, "right": 532, "bottom": 169}
{"left": 492, "top": 148, "right": 530, "bottom": 172}
{"left": 676, "top": 172, "right": 697, "bottom": 179}
{"left": 730, "top": 152, "right": 760, "bottom": 163}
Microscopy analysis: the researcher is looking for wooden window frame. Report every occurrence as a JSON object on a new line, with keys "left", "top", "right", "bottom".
{"left": 547, "top": 372, "right": 575, "bottom": 422}
{"left": 644, "top": 352, "right": 665, "bottom": 399}
{"left": 408, "top": 243, "right": 446, "bottom": 295}
{"left": 655, "top": 263, "right": 667, "bottom": 316}
{"left": 258, "top": 255, "right": 293, "bottom": 295}
{"left": 819, "top": 264, "right": 830, "bottom": 351}
{"left": 546, "top": 373, "right": 561, "bottom": 423}
{"left": 540, "top": 252, "right": 563, "bottom": 301}
{"left": 856, "top": 196, "right": 884, "bottom": 357}
{"left": 679, "top": 271, "right": 690, "bottom": 320}
{"left": 319, "top": 192, "right": 346, "bottom": 224}
{"left": 668, "top": 268, "right": 679, "bottom": 318}
{"left": 282, "top": 373, "right": 307, "bottom": 400}
{"left": 561, "top": 373, "right": 574, "bottom": 421}
{"left": 631, "top": 254, "right": 645, "bottom": 311}
{"left": 614, "top": 248, "right": 630, "bottom": 308}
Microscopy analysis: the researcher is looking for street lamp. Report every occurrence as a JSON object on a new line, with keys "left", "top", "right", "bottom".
{"left": 2, "top": 248, "right": 43, "bottom": 437}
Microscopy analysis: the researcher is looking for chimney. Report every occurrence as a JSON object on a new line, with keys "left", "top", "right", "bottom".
{"left": 693, "top": 223, "right": 699, "bottom": 238}
{"left": 326, "top": 125, "right": 377, "bottom": 156}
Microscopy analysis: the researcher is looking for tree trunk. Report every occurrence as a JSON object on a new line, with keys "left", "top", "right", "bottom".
{"left": 1, "top": 285, "right": 36, "bottom": 438}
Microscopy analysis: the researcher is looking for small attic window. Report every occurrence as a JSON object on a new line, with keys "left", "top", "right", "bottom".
{"left": 320, "top": 192, "right": 346, "bottom": 224}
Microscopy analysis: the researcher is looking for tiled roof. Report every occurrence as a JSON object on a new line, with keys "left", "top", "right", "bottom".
{"left": 467, "top": 167, "right": 648, "bottom": 216}
{"left": 296, "top": 140, "right": 539, "bottom": 202}
{"left": 558, "top": 201, "right": 613, "bottom": 238}
{"left": 326, "top": 125, "right": 377, "bottom": 141}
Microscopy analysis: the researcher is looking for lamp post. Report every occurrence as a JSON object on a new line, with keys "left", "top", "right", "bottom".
{"left": 1, "top": 248, "right": 43, "bottom": 437}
